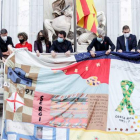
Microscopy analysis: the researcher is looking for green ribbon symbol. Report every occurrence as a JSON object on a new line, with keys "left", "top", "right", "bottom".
{"left": 116, "top": 80, "right": 135, "bottom": 115}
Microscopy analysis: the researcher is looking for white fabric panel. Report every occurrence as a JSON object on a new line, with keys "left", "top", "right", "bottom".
{"left": 56, "top": 128, "right": 67, "bottom": 140}
{"left": 14, "top": 49, "right": 76, "bottom": 68}
{"left": 107, "top": 59, "right": 140, "bottom": 133}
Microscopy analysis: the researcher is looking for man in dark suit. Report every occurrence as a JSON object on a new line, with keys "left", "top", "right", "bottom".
{"left": 50, "top": 31, "right": 73, "bottom": 58}
{"left": 87, "top": 29, "right": 115, "bottom": 57}
{"left": 116, "top": 25, "right": 137, "bottom": 53}
{"left": 137, "top": 41, "right": 140, "bottom": 52}
{"left": 0, "top": 29, "right": 14, "bottom": 61}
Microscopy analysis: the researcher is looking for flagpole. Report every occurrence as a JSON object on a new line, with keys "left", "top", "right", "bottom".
{"left": 73, "top": 0, "right": 77, "bottom": 53}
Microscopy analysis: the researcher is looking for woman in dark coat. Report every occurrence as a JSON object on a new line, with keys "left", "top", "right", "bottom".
{"left": 34, "top": 30, "right": 51, "bottom": 57}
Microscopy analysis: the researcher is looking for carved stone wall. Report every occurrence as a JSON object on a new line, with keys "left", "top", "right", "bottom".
{"left": 44, "top": 0, "right": 106, "bottom": 20}
{"left": 131, "top": 0, "right": 140, "bottom": 40}
{"left": 106, "top": 0, "right": 120, "bottom": 45}
{"left": 2, "top": 0, "right": 44, "bottom": 47}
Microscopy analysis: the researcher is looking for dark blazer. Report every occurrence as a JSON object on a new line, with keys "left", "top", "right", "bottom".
{"left": 137, "top": 40, "right": 140, "bottom": 50}
{"left": 0, "top": 36, "right": 14, "bottom": 59}
{"left": 116, "top": 34, "right": 137, "bottom": 52}
{"left": 50, "top": 40, "right": 73, "bottom": 53}
{"left": 34, "top": 40, "right": 51, "bottom": 53}
{"left": 87, "top": 36, "right": 115, "bottom": 52}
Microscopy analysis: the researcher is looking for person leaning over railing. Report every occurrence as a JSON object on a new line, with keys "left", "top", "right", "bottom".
{"left": 15, "top": 32, "right": 32, "bottom": 52}
{"left": 87, "top": 28, "right": 115, "bottom": 57}
{"left": 34, "top": 30, "right": 51, "bottom": 57}
{"left": 50, "top": 31, "right": 73, "bottom": 58}
{"left": 0, "top": 29, "right": 14, "bottom": 62}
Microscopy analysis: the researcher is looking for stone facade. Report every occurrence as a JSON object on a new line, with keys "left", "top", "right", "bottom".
{"left": 0, "top": 0, "right": 139, "bottom": 46}
{"left": 107, "top": 0, "right": 120, "bottom": 44}
{"left": 44, "top": 0, "right": 106, "bottom": 20}
{"left": 131, "top": 0, "right": 140, "bottom": 40}
{"left": 1, "top": 0, "right": 44, "bottom": 46}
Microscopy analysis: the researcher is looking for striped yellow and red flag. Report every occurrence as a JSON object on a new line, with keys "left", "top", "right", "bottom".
{"left": 76, "top": 0, "right": 98, "bottom": 34}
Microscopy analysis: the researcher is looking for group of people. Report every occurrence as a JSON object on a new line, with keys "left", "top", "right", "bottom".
{"left": 0, "top": 29, "right": 73, "bottom": 61}
{"left": 88, "top": 25, "right": 139, "bottom": 57}
{"left": 0, "top": 25, "right": 139, "bottom": 62}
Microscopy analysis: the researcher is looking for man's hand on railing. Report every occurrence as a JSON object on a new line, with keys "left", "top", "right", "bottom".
{"left": 8, "top": 45, "right": 14, "bottom": 55}
{"left": 65, "top": 50, "right": 71, "bottom": 57}
{"left": 2, "top": 57, "right": 6, "bottom": 63}
{"left": 117, "top": 49, "right": 123, "bottom": 53}
{"left": 105, "top": 49, "right": 111, "bottom": 55}
{"left": 36, "top": 50, "right": 40, "bottom": 57}
{"left": 131, "top": 49, "right": 135, "bottom": 52}
{"left": 51, "top": 51, "right": 57, "bottom": 58}
{"left": 90, "top": 51, "right": 96, "bottom": 58}
{"left": 2, "top": 51, "right": 10, "bottom": 56}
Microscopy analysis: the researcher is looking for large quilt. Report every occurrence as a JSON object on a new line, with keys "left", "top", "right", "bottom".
{"left": 2, "top": 49, "right": 140, "bottom": 140}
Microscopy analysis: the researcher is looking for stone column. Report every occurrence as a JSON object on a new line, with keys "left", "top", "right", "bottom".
{"left": 29, "top": 0, "right": 44, "bottom": 49}
{"left": 0, "top": 0, "right": 2, "bottom": 29}
{"left": 2, "top": 0, "right": 18, "bottom": 45}
{"left": 2, "top": 0, "right": 44, "bottom": 48}
{"left": 107, "top": 0, "right": 120, "bottom": 45}
{"left": 18, "top": 0, "right": 30, "bottom": 36}
{"left": 131, "top": 0, "right": 140, "bottom": 40}
{"left": 120, "top": 0, "right": 132, "bottom": 32}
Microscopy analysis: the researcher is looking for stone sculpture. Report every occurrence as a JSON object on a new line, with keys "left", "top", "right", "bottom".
{"left": 44, "top": 0, "right": 106, "bottom": 46}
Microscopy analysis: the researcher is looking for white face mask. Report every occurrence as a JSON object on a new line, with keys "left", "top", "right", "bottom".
{"left": 124, "top": 33, "right": 130, "bottom": 38}
{"left": 1, "top": 36, "right": 7, "bottom": 42}
{"left": 97, "top": 37, "right": 103, "bottom": 42}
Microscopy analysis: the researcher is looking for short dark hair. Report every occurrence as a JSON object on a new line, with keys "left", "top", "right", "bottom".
{"left": 122, "top": 25, "right": 130, "bottom": 31}
{"left": 58, "top": 31, "right": 66, "bottom": 38}
{"left": 1, "top": 29, "right": 8, "bottom": 34}
{"left": 17, "top": 32, "right": 28, "bottom": 41}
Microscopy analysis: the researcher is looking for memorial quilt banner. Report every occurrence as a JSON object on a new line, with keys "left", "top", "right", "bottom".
{"left": 2, "top": 49, "right": 140, "bottom": 140}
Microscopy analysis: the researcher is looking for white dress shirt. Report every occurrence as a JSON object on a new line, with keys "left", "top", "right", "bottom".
{"left": 41, "top": 41, "right": 46, "bottom": 53}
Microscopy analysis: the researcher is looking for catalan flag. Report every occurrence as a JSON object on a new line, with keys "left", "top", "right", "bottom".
{"left": 76, "top": 0, "right": 98, "bottom": 34}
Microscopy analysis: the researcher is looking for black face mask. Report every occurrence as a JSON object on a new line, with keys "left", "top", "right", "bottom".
{"left": 40, "top": 37, "right": 45, "bottom": 41}
{"left": 19, "top": 39, "right": 25, "bottom": 44}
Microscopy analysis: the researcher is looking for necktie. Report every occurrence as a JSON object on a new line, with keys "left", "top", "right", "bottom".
{"left": 126, "top": 38, "right": 129, "bottom": 52}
